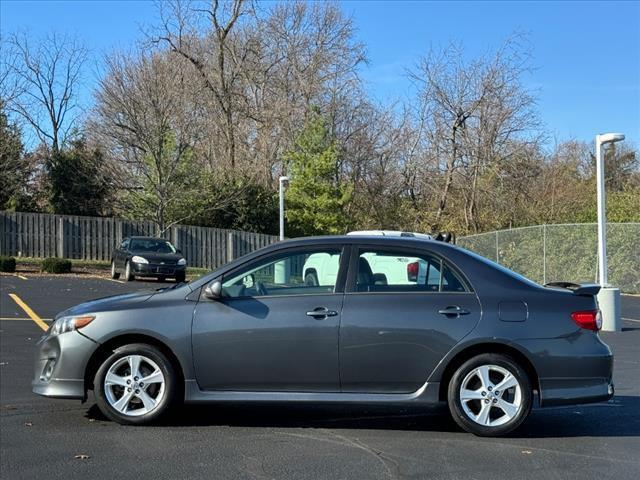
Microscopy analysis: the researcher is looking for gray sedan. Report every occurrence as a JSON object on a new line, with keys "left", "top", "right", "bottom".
{"left": 32, "top": 234, "right": 613, "bottom": 436}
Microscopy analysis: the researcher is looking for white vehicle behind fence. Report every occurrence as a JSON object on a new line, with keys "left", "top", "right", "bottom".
{"left": 303, "top": 231, "right": 437, "bottom": 287}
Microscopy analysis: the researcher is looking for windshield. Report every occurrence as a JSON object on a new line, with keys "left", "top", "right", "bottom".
{"left": 129, "top": 239, "right": 176, "bottom": 254}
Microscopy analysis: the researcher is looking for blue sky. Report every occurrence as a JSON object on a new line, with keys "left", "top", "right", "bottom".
{"left": 1, "top": 0, "right": 639, "bottom": 146}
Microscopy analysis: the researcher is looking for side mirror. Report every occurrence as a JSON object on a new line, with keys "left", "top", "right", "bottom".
{"left": 176, "top": 248, "right": 182, "bottom": 254}
{"left": 204, "top": 280, "right": 222, "bottom": 300}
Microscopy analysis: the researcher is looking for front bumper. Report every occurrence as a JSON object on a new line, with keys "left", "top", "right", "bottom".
{"left": 32, "top": 330, "right": 98, "bottom": 400}
{"left": 133, "top": 263, "right": 186, "bottom": 277}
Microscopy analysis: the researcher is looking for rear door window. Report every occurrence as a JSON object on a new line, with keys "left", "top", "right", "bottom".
{"left": 353, "top": 249, "right": 470, "bottom": 293}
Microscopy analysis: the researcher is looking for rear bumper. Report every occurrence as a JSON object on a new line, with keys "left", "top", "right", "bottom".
{"left": 32, "top": 330, "right": 97, "bottom": 400}
{"left": 538, "top": 378, "right": 614, "bottom": 407}
{"left": 133, "top": 263, "right": 186, "bottom": 277}
{"left": 518, "top": 332, "right": 614, "bottom": 407}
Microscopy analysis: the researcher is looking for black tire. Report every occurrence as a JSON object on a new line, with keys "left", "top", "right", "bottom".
{"left": 124, "top": 261, "right": 134, "bottom": 281}
{"left": 110, "top": 260, "right": 120, "bottom": 280}
{"left": 157, "top": 276, "right": 166, "bottom": 282}
{"left": 304, "top": 272, "right": 319, "bottom": 286}
{"left": 94, "top": 343, "right": 179, "bottom": 425}
{"left": 175, "top": 273, "right": 186, "bottom": 283}
{"left": 447, "top": 353, "right": 532, "bottom": 436}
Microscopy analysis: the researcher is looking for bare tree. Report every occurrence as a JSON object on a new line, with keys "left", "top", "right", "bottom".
{"left": 3, "top": 32, "right": 87, "bottom": 154}
{"left": 408, "top": 36, "right": 541, "bottom": 232}
{"left": 92, "top": 50, "right": 203, "bottom": 232}
{"left": 153, "top": 0, "right": 251, "bottom": 170}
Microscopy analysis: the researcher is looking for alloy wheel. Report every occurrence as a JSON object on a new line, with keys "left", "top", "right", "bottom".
{"left": 104, "top": 355, "right": 166, "bottom": 416}
{"left": 459, "top": 364, "right": 522, "bottom": 427}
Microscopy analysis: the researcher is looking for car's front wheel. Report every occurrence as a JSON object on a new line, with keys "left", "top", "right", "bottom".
{"left": 110, "top": 260, "right": 120, "bottom": 280}
{"left": 447, "top": 353, "right": 532, "bottom": 436}
{"left": 124, "top": 261, "right": 134, "bottom": 281}
{"left": 94, "top": 344, "right": 179, "bottom": 425}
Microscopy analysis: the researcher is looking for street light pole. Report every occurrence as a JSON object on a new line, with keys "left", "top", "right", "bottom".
{"left": 595, "top": 132, "right": 624, "bottom": 331}
{"left": 278, "top": 176, "right": 289, "bottom": 241}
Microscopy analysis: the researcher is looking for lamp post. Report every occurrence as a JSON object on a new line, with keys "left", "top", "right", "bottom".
{"left": 278, "top": 176, "right": 289, "bottom": 241}
{"left": 595, "top": 132, "right": 624, "bottom": 332}
{"left": 275, "top": 176, "right": 290, "bottom": 284}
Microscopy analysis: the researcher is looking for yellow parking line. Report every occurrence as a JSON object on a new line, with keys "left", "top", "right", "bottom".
{"left": 8, "top": 294, "right": 49, "bottom": 331}
{"left": 0, "top": 317, "right": 52, "bottom": 321}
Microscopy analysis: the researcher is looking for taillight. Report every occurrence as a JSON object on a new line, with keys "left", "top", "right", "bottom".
{"left": 571, "top": 310, "right": 601, "bottom": 331}
{"left": 407, "top": 262, "right": 419, "bottom": 281}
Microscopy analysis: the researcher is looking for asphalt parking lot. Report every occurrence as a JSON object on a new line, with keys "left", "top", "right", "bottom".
{"left": 1, "top": 274, "right": 639, "bottom": 479}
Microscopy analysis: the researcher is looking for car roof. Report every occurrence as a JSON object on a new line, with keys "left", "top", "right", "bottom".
{"left": 346, "top": 230, "right": 433, "bottom": 239}
{"left": 128, "top": 236, "right": 169, "bottom": 241}
{"left": 277, "top": 234, "right": 448, "bottom": 248}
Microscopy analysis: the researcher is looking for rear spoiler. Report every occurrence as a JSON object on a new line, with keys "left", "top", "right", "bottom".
{"left": 544, "top": 282, "right": 601, "bottom": 296}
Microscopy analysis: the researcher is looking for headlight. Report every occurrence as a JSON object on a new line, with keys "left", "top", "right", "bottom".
{"left": 50, "top": 315, "right": 95, "bottom": 336}
{"left": 177, "top": 258, "right": 187, "bottom": 266}
{"left": 131, "top": 255, "right": 148, "bottom": 264}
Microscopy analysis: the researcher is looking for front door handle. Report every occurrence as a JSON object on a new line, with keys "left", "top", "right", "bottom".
{"left": 306, "top": 307, "right": 338, "bottom": 318}
{"left": 438, "top": 306, "right": 471, "bottom": 317}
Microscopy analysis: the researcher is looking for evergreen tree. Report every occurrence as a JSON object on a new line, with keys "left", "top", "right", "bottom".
{"left": 284, "top": 110, "right": 352, "bottom": 237}
{"left": 49, "top": 137, "right": 110, "bottom": 216}
{"left": 0, "top": 102, "right": 27, "bottom": 209}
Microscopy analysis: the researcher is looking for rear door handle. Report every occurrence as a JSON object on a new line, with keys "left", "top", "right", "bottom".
{"left": 306, "top": 307, "right": 338, "bottom": 318}
{"left": 438, "top": 306, "right": 470, "bottom": 317}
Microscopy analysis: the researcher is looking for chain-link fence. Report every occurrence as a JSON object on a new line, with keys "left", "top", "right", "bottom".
{"left": 458, "top": 223, "right": 640, "bottom": 293}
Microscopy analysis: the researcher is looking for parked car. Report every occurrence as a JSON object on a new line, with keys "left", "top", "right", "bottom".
{"left": 110, "top": 236, "right": 186, "bottom": 283}
{"left": 34, "top": 233, "right": 612, "bottom": 436}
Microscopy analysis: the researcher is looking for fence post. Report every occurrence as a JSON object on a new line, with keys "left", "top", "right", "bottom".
{"left": 115, "top": 218, "right": 123, "bottom": 244}
{"left": 0, "top": 212, "right": 4, "bottom": 256}
{"left": 57, "top": 217, "right": 65, "bottom": 258}
{"left": 227, "top": 231, "right": 235, "bottom": 263}
{"left": 170, "top": 225, "right": 178, "bottom": 247}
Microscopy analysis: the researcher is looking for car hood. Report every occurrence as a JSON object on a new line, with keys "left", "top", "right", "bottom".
{"left": 55, "top": 290, "right": 155, "bottom": 319}
{"left": 130, "top": 252, "right": 184, "bottom": 263}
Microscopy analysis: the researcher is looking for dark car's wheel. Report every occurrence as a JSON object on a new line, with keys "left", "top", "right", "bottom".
{"left": 175, "top": 273, "right": 186, "bottom": 283}
{"left": 447, "top": 353, "right": 532, "bottom": 436}
{"left": 94, "top": 344, "right": 178, "bottom": 425}
{"left": 124, "top": 261, "right": 134, "bottom": 281}
{"left": 110, "top": 260, "right": 120, "bottom": 280}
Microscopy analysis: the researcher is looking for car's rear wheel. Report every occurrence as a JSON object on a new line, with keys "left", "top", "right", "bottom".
{"left": 124, "top": 261, "right": 134, "bottom": 281}
{"left": 175, "top": 272, "right": 186, "bottom": 283}
{"left": 447, "top": 353, "right": 532, "bottom": 436}
{"left": 94, "top": 344, "right": 178, "bottom": 425}
{"left": 110, "top": 260, "right": 120, "bottom": 280}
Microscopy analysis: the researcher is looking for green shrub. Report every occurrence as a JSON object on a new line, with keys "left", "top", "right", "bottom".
{"left": 41, "top": 257, "right": 72, "bottom": 274}
{"left": 0, "top": 256, "right": 16, "bottom": 273}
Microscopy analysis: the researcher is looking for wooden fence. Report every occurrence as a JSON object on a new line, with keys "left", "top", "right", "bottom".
{"left": 0, "top": 211, "right": 279, "bottom": 269}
